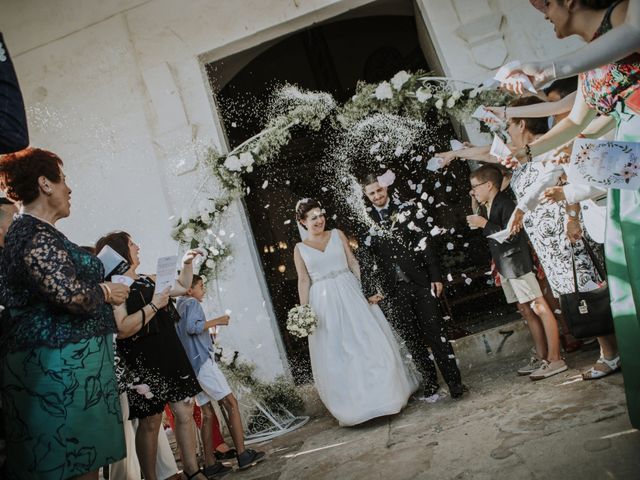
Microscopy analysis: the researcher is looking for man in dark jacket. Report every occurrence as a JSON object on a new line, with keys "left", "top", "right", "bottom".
{"left": 0, "top": 33, "right": 29, "bottom": 154}
{"left": 358, "top": 174, "right": 463, "bottom": 398}
{"left": 466, "top": 165, "right": 567, "bottom": 380}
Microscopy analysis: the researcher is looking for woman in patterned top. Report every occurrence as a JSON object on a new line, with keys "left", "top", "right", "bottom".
{"left": 0, "top": 148, "right": 130, "bottom": 480}
{"left": 503, "top": 0, "right": 640, "bottom": 429}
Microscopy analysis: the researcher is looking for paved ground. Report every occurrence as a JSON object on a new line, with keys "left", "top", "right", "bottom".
{"left": 231, "top": 346, "right": 640, "bottom": 480}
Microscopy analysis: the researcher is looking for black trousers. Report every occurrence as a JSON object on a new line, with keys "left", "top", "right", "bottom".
{"left": 379, "top": 282, "right": 462, "bottom": 391}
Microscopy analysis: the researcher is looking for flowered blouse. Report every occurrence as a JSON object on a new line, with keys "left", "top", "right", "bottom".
{"left": 580, "top": 0, "right": 640, "bottom": 114}
{"left": 1, "top": 214, "right": 116, "bottom": 353}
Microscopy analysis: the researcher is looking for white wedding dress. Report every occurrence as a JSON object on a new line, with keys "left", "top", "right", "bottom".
{"left": 298, "top": 229, "right": 419, "bottom": 426}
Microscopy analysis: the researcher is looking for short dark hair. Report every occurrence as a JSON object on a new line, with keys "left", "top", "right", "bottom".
{"left": 295, "top": 198, "right": 323, "bottom": 224}
{"left": 0, "top": 148, "right": 64, "bottom": 204}
{"left": 361, "top": 173, "right": 379, "bottom": 188}
{"left": 470, "top": 165, "right": 504, "bottom": 190}
{"left": 191, "top": 274, "right": 203, "bottom": 288}
{"left": 509, "top": 97, "right": 549, "bottom": 135}
{"left": 544, "top": 76, "right": 578, "bottom": 99}
{"left": 95, "top": 231, "right": 133, "bottom": 264}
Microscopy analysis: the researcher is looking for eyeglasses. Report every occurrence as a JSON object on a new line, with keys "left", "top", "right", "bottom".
{"left": 470, "top": 181, "right": 488, "bottom": 191}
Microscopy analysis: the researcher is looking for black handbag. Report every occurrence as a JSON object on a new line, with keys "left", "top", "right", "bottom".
{"left": 559, "top": 241, "right": 615, "bottom": 339}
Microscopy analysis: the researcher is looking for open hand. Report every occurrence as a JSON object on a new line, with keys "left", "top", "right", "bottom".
{"left": 540, "top": 186, "right": 566, "bottom": 204}
{"left": 182, "top": 249, "right": 202, "bottom": 265}
{"left": 436, "top": 150, "right": 459, "bottom": 167}
{"left": 552, "top": 142, "right": 573, "bottom": 165}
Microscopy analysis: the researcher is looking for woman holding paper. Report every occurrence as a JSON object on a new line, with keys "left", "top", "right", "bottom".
{"left": 440, "top": 98, "right": 618, "bottom": 379}
{"left": 501, "top": 0, "right": 640, "bottom": 428}
{"left": 0, "top": 148, "right": 130, "bottom": 480}
{"left": 95, "top": 231, "right": 208, "bottom": 480}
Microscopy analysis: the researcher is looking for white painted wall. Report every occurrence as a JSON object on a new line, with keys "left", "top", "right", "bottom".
{"left": 0, "top": 0, "right": 583, "bottom": 380}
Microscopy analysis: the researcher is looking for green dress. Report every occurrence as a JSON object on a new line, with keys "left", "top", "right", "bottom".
{"left": 1, "top": 214, "right": 125, "bottom": 479}
{"left": 580, "top": 0, "right": 640, "bottom": 428}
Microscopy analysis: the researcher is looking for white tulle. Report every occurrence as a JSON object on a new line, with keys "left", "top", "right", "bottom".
{"left": 298, "top": 229, "right": 419, "bottom": 426}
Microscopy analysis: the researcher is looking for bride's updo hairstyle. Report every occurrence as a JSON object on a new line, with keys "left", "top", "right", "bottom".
{"left": 296, "top": 198, "right": 323, "bottom": 228}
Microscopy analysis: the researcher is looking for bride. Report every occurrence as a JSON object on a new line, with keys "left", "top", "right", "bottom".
{"left": 292, "top": 198, "right": 419, "bottom": 426}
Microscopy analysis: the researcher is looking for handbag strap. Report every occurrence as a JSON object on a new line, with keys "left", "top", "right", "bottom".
{"left": 569, "top": 239, "right": 607, "bottom": 292}
{"left": 582, "top": 240, "right": 607, "bottom": 283}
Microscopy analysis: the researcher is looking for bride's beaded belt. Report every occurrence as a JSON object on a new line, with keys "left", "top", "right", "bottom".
{"left": 311, "top": 268, "right": 350, "bottom": 284}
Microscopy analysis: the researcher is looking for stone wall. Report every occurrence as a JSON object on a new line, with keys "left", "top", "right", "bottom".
{"left": 0, "top": 0, "right": 583, "bottom": 380}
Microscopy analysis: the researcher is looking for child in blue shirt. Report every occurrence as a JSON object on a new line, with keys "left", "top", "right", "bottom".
{"left": 176, "top": 275, "right": 265, "bottom": 473}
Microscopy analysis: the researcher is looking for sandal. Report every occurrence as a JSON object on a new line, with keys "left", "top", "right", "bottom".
{"left": 582, "top": 355, "right": 621, "bottom": 380}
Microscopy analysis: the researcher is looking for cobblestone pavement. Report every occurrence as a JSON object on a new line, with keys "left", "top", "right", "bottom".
{"left": 231, "top": 347, "right": 639, "bottom": 480}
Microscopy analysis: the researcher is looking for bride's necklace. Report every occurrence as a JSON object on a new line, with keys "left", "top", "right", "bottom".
{"left": 22, "top": 212, "right": 57, "bottom": 229}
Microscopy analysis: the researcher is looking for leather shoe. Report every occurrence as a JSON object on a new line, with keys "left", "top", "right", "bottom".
{"left": 449, "top": 383, "right": 467, "bottom": 399}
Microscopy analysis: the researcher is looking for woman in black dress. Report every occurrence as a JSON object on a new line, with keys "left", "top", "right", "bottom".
{"left": 96, "top": 231, "right": 207, "bottom": 480}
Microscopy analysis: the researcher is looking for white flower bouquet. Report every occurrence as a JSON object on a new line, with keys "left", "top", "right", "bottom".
{"left": 286, "top": 304, "right": 318, "bottom": 338}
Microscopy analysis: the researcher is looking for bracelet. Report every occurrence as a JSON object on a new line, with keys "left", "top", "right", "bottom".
{"left": 149, "top": 302, "right": 159, "bottom": 313}
{"left": 140, "top": 306, "right": 146, "bottom": 330}
{"left": 524, "top": 144, "right": 533, "bottom": 162}
{"left": 503, "top": 105, "right": 508, "bottom": 119}
{"left": 101, "top": 283, "right": 112, "bottom": 303}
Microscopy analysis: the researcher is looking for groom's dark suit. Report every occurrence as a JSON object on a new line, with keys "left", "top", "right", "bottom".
{"left": 358, "top": 200, "right": 462, "bottom": 395}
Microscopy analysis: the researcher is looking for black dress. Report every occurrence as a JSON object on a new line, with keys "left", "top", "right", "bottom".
{"left": 117, "top": 275, "right": 200, "bottom": 419}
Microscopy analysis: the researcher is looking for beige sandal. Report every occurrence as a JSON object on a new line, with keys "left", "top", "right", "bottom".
{"left": 582, "top": 356, "right": 621, "bottom": 380}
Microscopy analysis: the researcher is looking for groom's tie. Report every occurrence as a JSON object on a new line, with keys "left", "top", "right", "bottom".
{"left": 379, "top": 208, "right": 390, "bottom": 223}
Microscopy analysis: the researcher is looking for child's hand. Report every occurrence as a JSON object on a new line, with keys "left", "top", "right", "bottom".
{"left": 508, "top": 209, "right": 525, "bottom": 236}
{"left": 466, "top": 214, "right": 487, "bottom": 229}
{"left": 215, "top": 315, "right": 230, "bottom": 326}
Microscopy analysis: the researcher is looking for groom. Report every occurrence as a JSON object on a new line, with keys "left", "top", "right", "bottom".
{"left": 358, "top": 174, "right": 464, "bottom": 398}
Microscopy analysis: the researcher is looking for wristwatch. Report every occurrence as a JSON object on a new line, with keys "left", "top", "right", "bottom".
{"left": 567, "top": 210, "right": 578, "bottom": 218}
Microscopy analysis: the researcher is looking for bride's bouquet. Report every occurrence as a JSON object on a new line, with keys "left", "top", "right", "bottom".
{"left": 286, "top": 304, "right": 318, "bottom": 338}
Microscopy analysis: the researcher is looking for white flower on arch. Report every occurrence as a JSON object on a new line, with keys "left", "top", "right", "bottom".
{"left": 374, "top": 81, "right": 393, "bottom": 100}
{"left": 390, "top": 70, "right": 411, "bottom": 90}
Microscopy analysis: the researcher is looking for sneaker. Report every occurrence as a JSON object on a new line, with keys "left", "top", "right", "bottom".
{"left": 517, "top": 357, "right": 543, "bottom": 376}
{"left": 203, "top": 462, "right": 232, "bottom": 479}
{"left": 529, "top": 359, "right": 568, "bottom": 381}
{"left": 214, "top": 448, "right": 237, "bottom": 461}
{"left": 237, "top": 448, "right": 266, "bottom": 470}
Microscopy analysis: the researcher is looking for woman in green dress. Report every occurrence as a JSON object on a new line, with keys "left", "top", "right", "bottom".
{"left": 504, "top": 0, "right": 640, "bottom": 428}
{"left": 0, "top": 148, "right": 130, "bottom": 479}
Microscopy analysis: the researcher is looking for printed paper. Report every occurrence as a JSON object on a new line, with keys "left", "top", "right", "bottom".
{"left": 566, "top": 138, "right": 640, "bottom": 190}
{"left": 154, "top": 255, "right": 178, "bottom": 294}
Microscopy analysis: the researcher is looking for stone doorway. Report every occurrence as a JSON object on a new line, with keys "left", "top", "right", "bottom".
{"left": 206, "top": 2, "right": 513, "bottom": 383}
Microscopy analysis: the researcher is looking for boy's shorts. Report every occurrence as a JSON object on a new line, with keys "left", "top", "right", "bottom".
{"left": 195, "top": 355, "right": 232, "bottom": 406}
{"left": 499, "top": 271, "right": 542, "bottom": 304}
